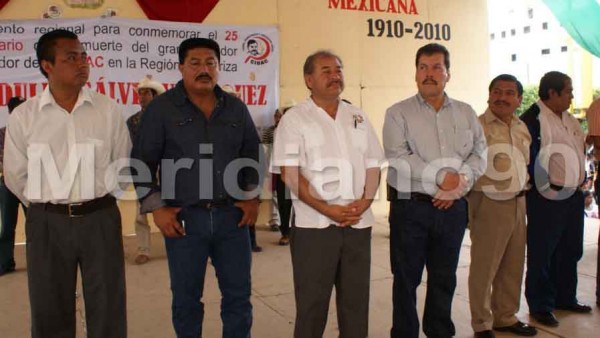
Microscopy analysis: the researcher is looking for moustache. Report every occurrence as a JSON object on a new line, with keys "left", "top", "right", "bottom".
{"left": 195, "top": 73, "right": 212, "bottom": 81}
{"left": 327, "top": 80, "right": 343, "bottom": 87}
{"left": 422, "top": 78, "right": 437, "bottom": 85}
{"left": 493, "top": 100, "right": 510, "bottom": 106}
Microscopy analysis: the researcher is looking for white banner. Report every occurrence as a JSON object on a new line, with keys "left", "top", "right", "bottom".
{"left": 0, "top": 17, "right": 279, "bottom": 132}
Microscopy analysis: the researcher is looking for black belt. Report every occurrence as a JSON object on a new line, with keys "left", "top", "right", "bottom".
{"left": 387, "top": 185, "right": 434, "bottom": 202}
{"left": 36, "top": 195, "right": 116, "bottom": 217}
{"left": 410, "top": 192, "right": 434, "bottom": 202}
{"left": 195, "top": 199, "right": 232, "bottom": 209}
{"left": 549, "top": 184, "right": 578, "bottom": 192}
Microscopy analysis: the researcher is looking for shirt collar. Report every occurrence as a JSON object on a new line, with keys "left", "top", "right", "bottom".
{"left": 537, "top": 99, "right": 564, "bottom": 119}
{"left": 172, "top": 80, "right": 225, "bottom": 107}
{"left": 307, "top": 97, "right": 348, "bottom": 118}
{"left": 39, "top": 86, "right": 93, "bottom": 111}
{"left": 415, "top": 92, "right": 452, "bottom": 110}
{"left": 482, "top": 108, "right": 522, "bottom": 126}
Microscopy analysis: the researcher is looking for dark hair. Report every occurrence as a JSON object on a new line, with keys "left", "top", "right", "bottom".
{"left": 538, "top": 71, "right": 570, "bottom": 100}
{"left": 415, "top": 43, "right": 450, "bottom": 70}
{"left": 247, "top": 39, "right": 257, "bottom": 47}
{"left": 303, "top": 50, "right": 343, "bottom": 75}
{"left": 489, "top": 74, "right": 523, "bottom": 96}
{"left": 7, "top": 96, "right": 26, "bottom": 113}
{"left": 36, "top": 29, "right": 79, "bottom": 78}
{"left": 178, "top": 38, "right": 220, "bottom": 64}
{"left": 138, "top": 87, "right": 158, "bottom": 97}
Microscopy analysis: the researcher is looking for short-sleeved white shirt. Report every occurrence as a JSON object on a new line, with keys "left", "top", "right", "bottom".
{"left": 272, "top": 98, "right": 384, "bottom": 229}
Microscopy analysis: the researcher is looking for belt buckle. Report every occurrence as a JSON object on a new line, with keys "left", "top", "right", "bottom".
{"left": 68, "top": 203, "right": 83, "bottom": 217}
{"left": 206, "top": 202, "right": 213, "bottom": 209}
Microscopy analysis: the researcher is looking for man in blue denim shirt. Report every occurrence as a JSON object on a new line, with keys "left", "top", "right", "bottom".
{"left": 132, "top": 38, "right": 262, "bottom": 338}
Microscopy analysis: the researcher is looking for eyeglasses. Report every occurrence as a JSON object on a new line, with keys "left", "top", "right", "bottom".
{"left": 188, "top": 59, "right": 218, "bottom": 69}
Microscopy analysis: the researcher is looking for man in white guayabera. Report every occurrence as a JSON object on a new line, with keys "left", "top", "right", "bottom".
{"left": 520, "top": 71, "right": 591, "bottom": 328}
{"left": 273, "top": 50, "right": 384, "bottom": 338}
{"left": 4, "top": 29, "right": 130, "bottom": 338}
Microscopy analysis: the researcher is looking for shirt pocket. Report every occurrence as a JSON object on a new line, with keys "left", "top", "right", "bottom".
{"left": 166, "top": 117, "right": 199, "bottom": 155}
{"left": 220, "top": 119, "right": 244, "bottom": 149}
{"left": 349, "top": 127, "right": 368, "bottom": 153}
{"left": 514, "top": 138, "right": 531, "bottom": 163}
{"left": 304, "top": 123, "right": 325, "bottom": 149}
{"left": 302, "top": 123, "right": 325, "bottom": 167}
{"left": 454, "top": 128, "right": 474, "bottom": 158}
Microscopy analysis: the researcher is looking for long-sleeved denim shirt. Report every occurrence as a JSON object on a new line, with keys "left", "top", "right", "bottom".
{"left": 131, "top": 81, "right": 262, "bottom": 212}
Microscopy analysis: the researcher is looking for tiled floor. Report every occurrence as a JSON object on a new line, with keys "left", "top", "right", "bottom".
{"left": 1, "top": 200, "right": 599, "bottom": 337}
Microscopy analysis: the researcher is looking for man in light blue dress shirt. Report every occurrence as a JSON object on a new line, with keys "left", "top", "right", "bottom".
{"left": 383, "top": 43, "right": 487, "bottom": 338}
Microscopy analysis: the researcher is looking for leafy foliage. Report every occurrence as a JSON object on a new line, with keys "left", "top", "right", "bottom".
{"left": 516, "top": 85, "right": 539, "bottom": 116}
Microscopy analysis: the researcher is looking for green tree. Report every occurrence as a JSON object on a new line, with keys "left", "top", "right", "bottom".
{"left": 516, "top": 85, "right": 539, "bottom": 116}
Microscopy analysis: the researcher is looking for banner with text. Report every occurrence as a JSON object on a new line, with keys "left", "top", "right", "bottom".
{"left": 0, "top": 17, "right": 279, "bottom": 131}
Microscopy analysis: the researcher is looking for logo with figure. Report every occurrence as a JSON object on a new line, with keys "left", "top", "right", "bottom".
{"left": 242, "top": 34, "right": 273, "bottom": 66}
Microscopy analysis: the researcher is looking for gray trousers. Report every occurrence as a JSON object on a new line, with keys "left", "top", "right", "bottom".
{"left": 26, "top": 203, "right": 126, "bottom": 338}
{"left": 290, "top": 225, "right": 371, "bottom": 338}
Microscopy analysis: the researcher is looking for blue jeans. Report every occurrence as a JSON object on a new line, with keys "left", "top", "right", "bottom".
{"left": 165, "top": 205, "right": 252, "bottom": 338}
{"left": 389, "top": 198, "right": 467, "bottom": 338}
{"left": 0, "top": 178, "right": 26, "bottom": 273}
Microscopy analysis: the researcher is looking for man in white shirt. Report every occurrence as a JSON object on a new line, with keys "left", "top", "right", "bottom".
{"left": 273, "top": 50, "right": 384, "bottom": 338}
{"left": 4, "top": 29, "right": 130, "bottom": 338}
{"left": 520, "top": 71, "right": 590, "bottom": 328}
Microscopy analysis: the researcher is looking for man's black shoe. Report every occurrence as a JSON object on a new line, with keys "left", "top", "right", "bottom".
{"left": 474, "top": 330, "right": 495, "bottom": 338}
{"left": 494, "top": 321, "right": 537, "bottom": 336}
{"left": 555, "top": 303, "right": 592, "bottom": 313}
{"left": 0, "top": 266, "right": 15, "bottom": 276}
{"left": 530, "top": 312, "right": 559, "bottom": 327}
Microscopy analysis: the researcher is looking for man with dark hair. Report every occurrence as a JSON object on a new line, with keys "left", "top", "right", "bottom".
{"left": 247, "top": 39, "right": 259, "bottom": 56}
{"left": 383, "top": 43, "right": 487, "bottom": 338}
{"left": 520, "top": 71, "right": 590, "bottom": 327}
{"left": 273, "top": 50, "right": 383, "bottom": 337}
{"left": 127, "top": 74, "right": 165, "bottom": 265}
{"left": 4, "top": 29, "right": 130, "bottom": 337}
{"left": 132, "top": 37, "right": 261, "bottom": 338}
{"left": 0, "top": 96, "right": 27, "bottom": 276}
{"left": 468, "top": 74, "right": 536, "bottom": 338}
